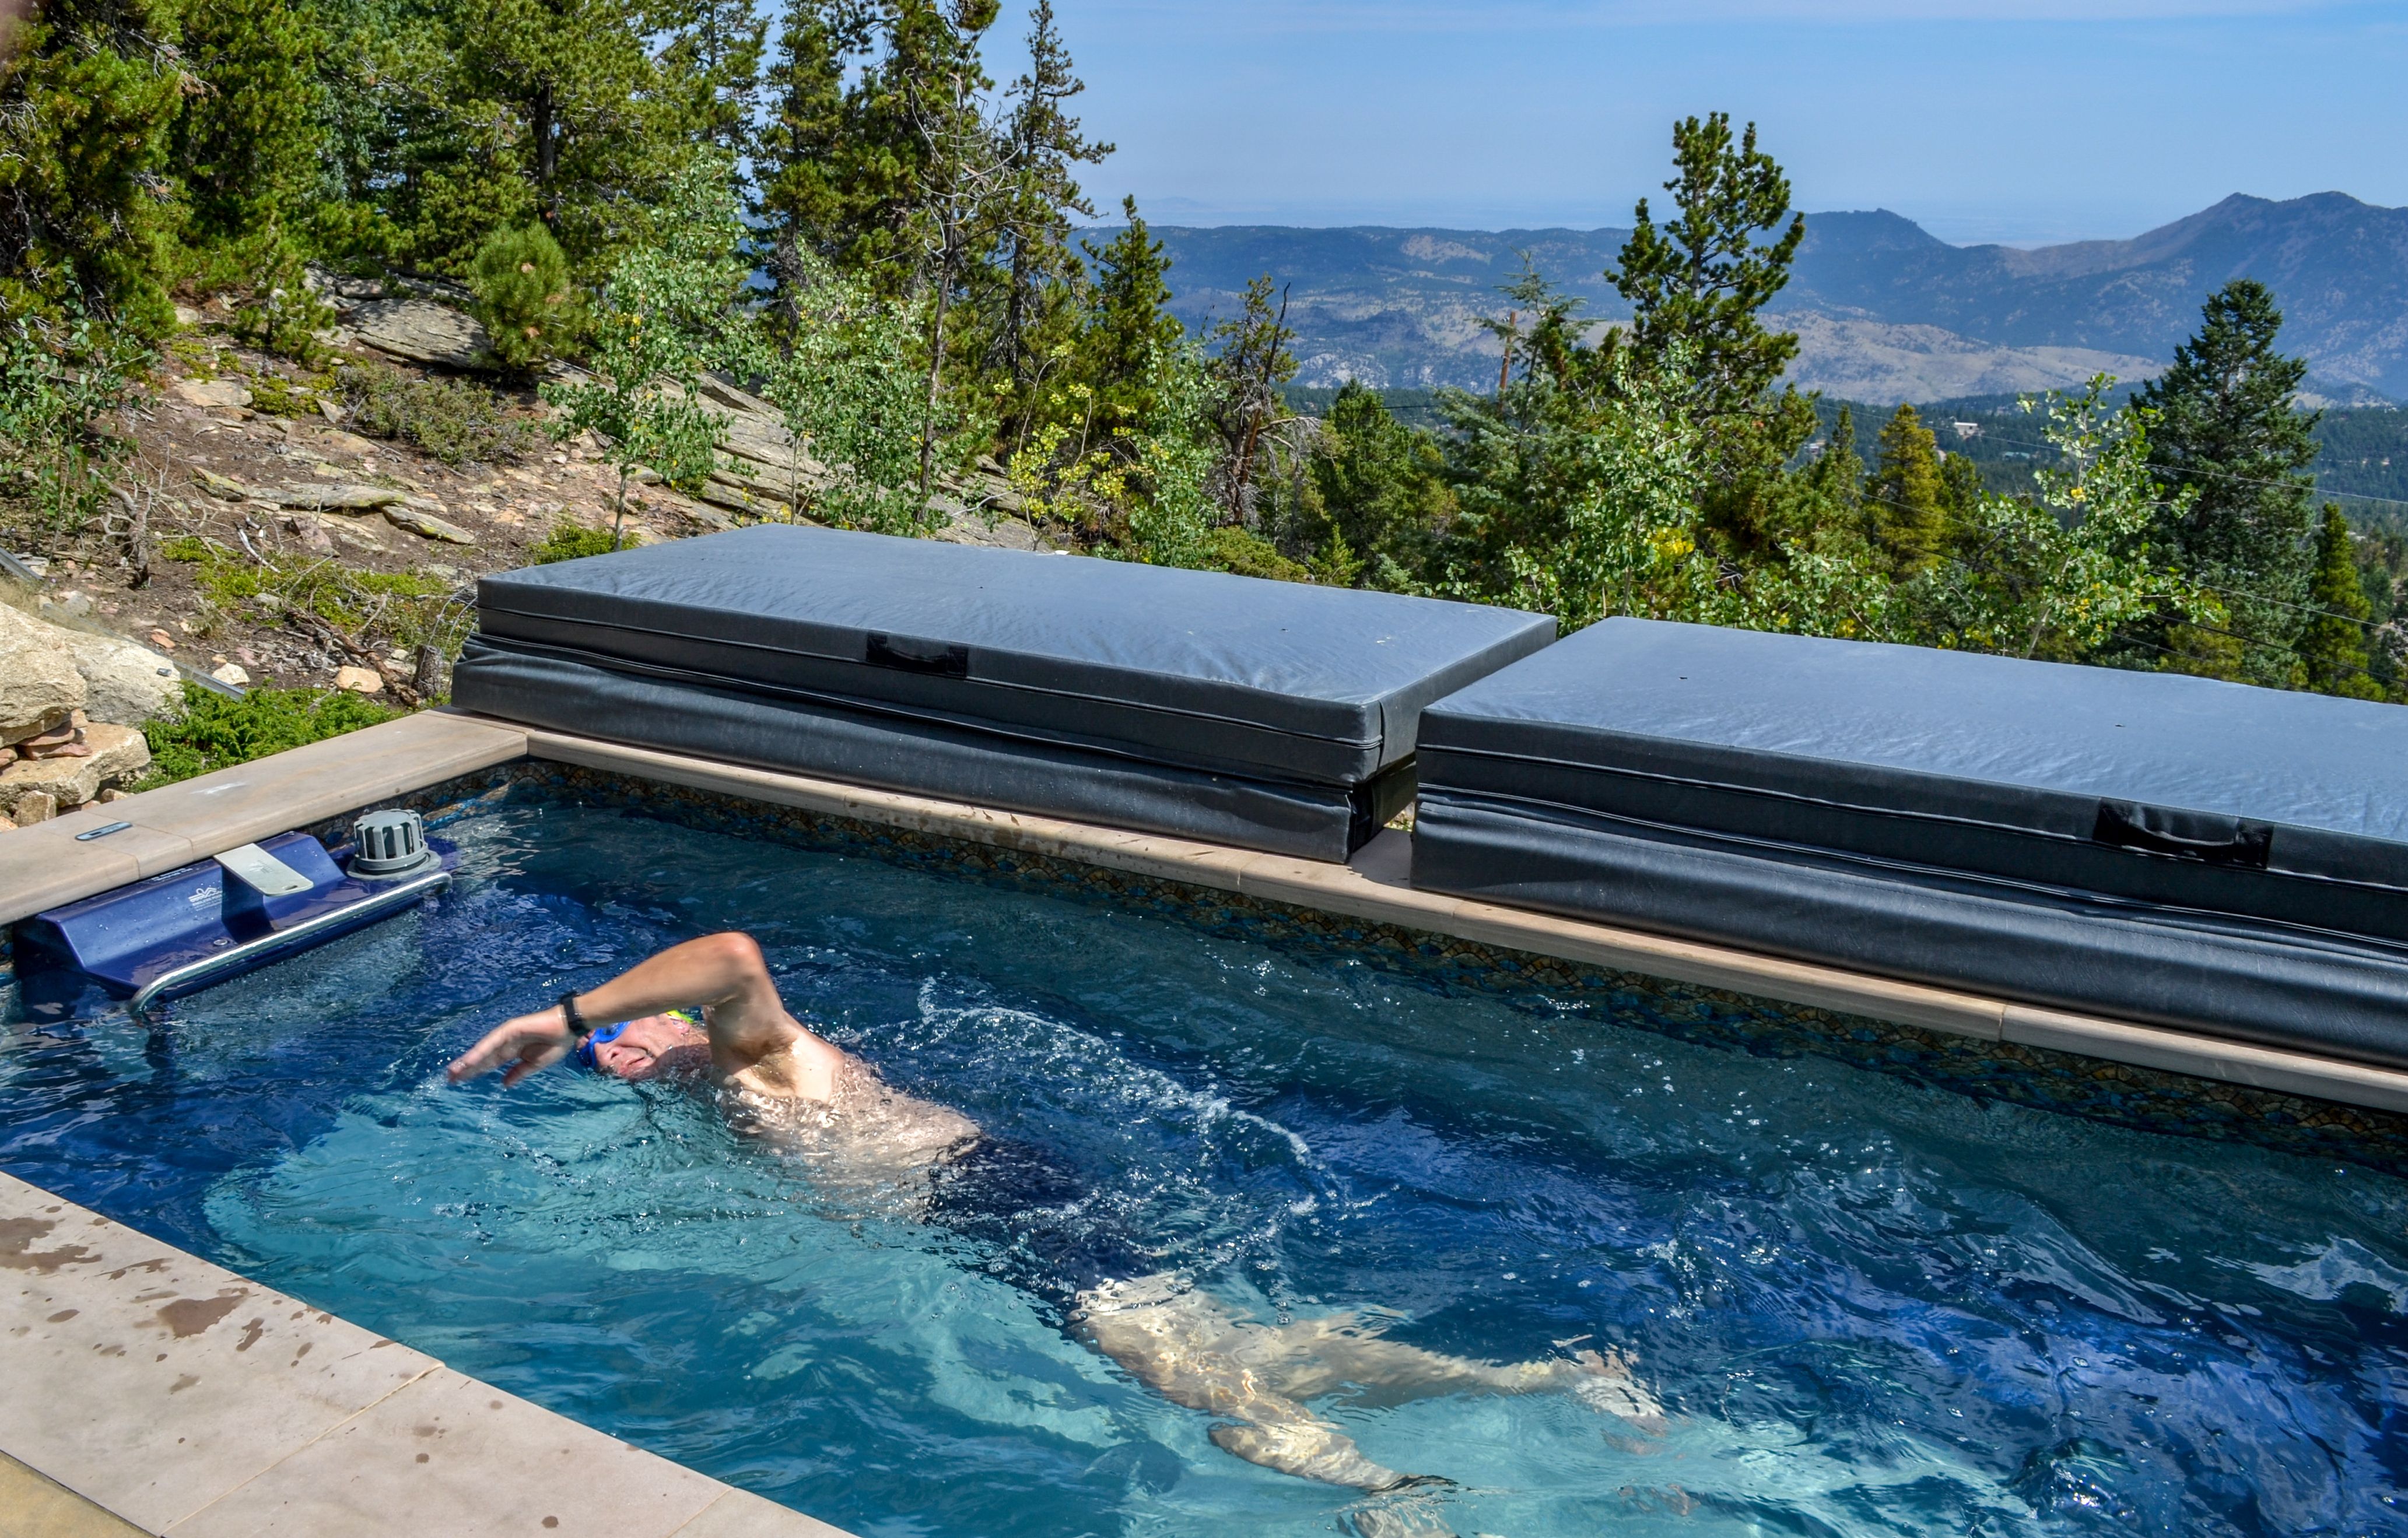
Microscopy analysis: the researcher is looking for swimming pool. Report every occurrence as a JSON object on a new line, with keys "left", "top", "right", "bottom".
{"left": 5, "top": 796, "right": 2407, "bottom": 1537}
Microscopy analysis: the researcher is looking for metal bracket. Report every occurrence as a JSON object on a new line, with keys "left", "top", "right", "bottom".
{"left": 212, "top": 842, "right": 317, "bottom": 896}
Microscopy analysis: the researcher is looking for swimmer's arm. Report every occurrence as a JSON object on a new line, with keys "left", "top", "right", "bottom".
{"left": 447, "top": 932, "right": 832, "bottom": 1087}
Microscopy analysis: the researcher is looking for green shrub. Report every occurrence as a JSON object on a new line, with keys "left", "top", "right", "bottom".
{"left": 1198, "top": 525, "right": 1313, "bottom": 583}
{"left": 226, "top": 245, "right": 335, "bottom": 364}
{"left": 338, "top": 361, "right": 539, "bottom": 466}
{"left": 247, "top": 370, "right": 330, "bottom": 417}
{"left": 141, "top": 682, "right": 399, "bottom": 786}
{"left": 0, "top": 310, "right": 148, "bottom": 546}
{"left": 527, "top": 520, "right": 627, "bottom": 564}
{"left": 468, "top": 224, "right": 579, "bottom": 373}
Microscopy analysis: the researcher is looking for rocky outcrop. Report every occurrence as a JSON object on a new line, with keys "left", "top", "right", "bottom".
{"left": 0, "top": 603, "right": 86, "bottom": 745}
{"left": 171, "top": 378, "right": 254, "bottom": 409}
{"left": 345, "top": 299, "right": 494, "bottom": 370}
{"left": 0, "top": 722, "right": 150, "bottom": 820}
{"left": 0, "top": 606, "right": 175, "bottom": 824}
{"left": 61, "top": 628, "right": 184, "bottom": 726}
{"left": 320, "top": 293, "right": 1060, "bottom": 547}
{"left": 191, "top": 469, "right": 411, "bottom": 511}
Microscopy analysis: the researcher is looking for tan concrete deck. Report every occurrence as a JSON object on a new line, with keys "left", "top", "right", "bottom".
{"left": 0, "top": 1173, "right": 849, "bottom": 1538}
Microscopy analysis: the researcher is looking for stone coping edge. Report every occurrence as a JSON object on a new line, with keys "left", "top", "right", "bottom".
{"left": 0, "top": 1171, "right": 853, "bottom": 1538}
{"left": 0, "top": 711, "right": 531, "bottom": 928}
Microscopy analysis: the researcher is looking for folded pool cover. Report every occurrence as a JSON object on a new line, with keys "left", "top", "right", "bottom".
{"left": 1412, "top": 619, "right": 2408, "bottom": 1067}
{"left": 454, "top": 525, "right": 1554, "bottom": 859}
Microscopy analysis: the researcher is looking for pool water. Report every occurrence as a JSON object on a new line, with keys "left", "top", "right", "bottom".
{"left": 5, "top": 802, "right": 2408, "bottom": 1537}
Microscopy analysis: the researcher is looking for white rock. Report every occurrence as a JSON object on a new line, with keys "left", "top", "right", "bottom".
{"left": 209, "top": 662, "right": 251, "bottom": 687}
{"left": 0, "top": 603, "right": 87, "bottom": 743}
{"left": 62, "top": 628, "right": 184, "bottom": 725}
{"left": 384, "top": 506, "right": 478, "bottom": 545}
{"left": 314, "top": 429, "right": 384, "bottom": 458}
{"left": 260, "top": 482, "right": 409, "bottom": 511}
{"left": 928, "top": 506, "right": 1046, "bottom": 553}
{"left": 334, "top": 665, "right": 385, "bottom": 694}
{"left": 172, "top": 378, "right": 253, "bottom": 409}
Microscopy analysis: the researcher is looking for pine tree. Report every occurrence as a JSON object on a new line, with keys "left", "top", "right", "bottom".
{"left": 1800, "top": 405, "right": 1863, "bottom": 515}
{"left": 0, "top": 0, "right": 191, "bottom": 335}
{"left": 1868, "top": 403, "right": 1948, "bottom": 572}
{"left": 454, "top": 0, "right": 684, "bottom": 264}
{"left": 752, "top": 0, "right": 990, "bottom": 298}
{"left": 2136, "top": 278, "right": 2321, "bottom": 686}
{"left": 1310, "top": 381, "right": 1451, "bottom": 587}
{"left": 753, "top": 1, "right": 861, "bottom": 306}
{"left": 1937, "top": 445, "right": 1985, "bottom": 525}
{"left": 1075, "top": 198, "right": 1184, "bottom": 436}
{"left": 175, "top": 0, "right": 328, "bottom": 266}
{"left": 654, "top": 0, "right": 768, "bottom": 163}
{"left": 2298, "top": 505, "right": 2385, "bottom": 700}
{"left": 323, "top": 0, "right": 703, "bottom": 279}
{"left": 994, "top": 0, "right": 1108, "bottom": 390}
{"left": 1607, "top": 113, "right": 1811, "bottom": 466}
{"left": 1207, "top": 275, "right": 1298, "bottom": 524}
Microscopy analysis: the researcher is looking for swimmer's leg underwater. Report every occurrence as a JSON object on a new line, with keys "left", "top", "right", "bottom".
{"left": 1071, "top": 1273, "right": 1664, "bottom": 1491}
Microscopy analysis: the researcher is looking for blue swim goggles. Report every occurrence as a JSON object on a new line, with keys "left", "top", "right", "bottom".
{"left": 572, "top": 1008, "right": 700, "bottom": 1070}
{"left": 571, "top": 1019, "right": 630, "bottom": 1070}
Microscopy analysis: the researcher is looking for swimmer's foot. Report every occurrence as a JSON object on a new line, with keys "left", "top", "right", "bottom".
{"left": 1346, "top": 1477, "right": 1461, "bottom": 1538}
{"left": 1567, "top": 1347, "right": 1667, "bottom": 1433}
{"left": 1208, "top": 1421, "right": 1419, "bottom": 1491}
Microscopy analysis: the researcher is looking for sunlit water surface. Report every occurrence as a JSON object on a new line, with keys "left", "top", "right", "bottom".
{"left": 5, "top": 804, "right": 2407, "bottom": 1537}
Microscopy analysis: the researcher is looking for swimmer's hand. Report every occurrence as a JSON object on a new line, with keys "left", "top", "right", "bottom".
{"left": 447, "top": 1005, "right": 576, "bottom": 1088}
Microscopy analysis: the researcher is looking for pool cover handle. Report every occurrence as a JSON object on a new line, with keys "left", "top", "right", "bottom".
{"left": 865, "top": 631, "right": 972, "bottom": 679}
{"left": 2092, "top": 800, "right": 2274, "bottom": 870}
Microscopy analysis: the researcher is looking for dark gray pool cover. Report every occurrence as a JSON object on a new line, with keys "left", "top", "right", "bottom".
{"left": 453, "top": 525, "right": 1554, "bottom": 859}
{"left": 1412, "top": 618, "right": 2408, "bottom": 1067}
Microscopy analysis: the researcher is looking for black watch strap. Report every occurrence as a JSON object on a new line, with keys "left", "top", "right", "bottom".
{"left": 559, "top": 992, "right": 593, "bottom": 1038}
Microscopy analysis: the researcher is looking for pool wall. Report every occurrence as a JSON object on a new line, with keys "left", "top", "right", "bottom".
{"left": 9, "top": 708, "right": 2408, "bottom": 1153}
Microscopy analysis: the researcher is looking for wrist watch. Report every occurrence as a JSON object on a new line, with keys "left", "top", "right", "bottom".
{"left": 558, "top": 993, "right": 594, "bottom": 1038}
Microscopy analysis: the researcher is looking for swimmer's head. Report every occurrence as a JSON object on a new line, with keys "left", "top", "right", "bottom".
{"left": 577, "top": 1009, "right": 709, "bottom": 1081}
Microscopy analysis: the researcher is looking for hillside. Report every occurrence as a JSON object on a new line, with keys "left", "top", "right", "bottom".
{"left": 1145, "top": 193, "right": 2408, "bottom": 403}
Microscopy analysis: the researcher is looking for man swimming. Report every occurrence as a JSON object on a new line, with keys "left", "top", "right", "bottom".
{"left": 447, "top": 932, "right": 1662, "bottom": 1495}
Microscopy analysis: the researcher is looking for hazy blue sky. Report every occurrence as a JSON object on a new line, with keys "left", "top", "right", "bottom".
{"left": 994, "top": 1, "right": 2408, "bottom": 245}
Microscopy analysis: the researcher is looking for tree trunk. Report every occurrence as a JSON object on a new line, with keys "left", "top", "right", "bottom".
{"left": 532, "top": 85, "right": 558, "bottom": 192}
{"left": 920, "top": 241, "right": 952, "bottom": 497}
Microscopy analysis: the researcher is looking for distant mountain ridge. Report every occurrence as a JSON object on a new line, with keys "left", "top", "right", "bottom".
{"left": 1138, "top": 194, "right": 2408, "bottom": 405}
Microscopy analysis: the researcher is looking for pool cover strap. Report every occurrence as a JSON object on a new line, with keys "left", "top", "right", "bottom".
{"left": 2092, "top": 800, "right": 2274, "bottom": 870}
